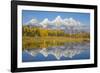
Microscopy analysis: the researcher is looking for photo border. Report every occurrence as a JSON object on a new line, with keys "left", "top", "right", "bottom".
{"left": 11, "top": 1, "right": 97, "bottom": 72}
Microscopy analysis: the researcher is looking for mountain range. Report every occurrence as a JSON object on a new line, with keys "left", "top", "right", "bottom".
{"left": 24, "top": 16, "right": 90, "bottom": 32}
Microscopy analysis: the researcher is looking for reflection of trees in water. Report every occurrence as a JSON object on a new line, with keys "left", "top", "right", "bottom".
{"left": 22, "top": 38, "right": 89, "bottom": 49}
{"left": 23, "top": 39, "right": 66, "bottom": 49}
{"left": 23, "top": 42, "right": 90, "bottom": 60}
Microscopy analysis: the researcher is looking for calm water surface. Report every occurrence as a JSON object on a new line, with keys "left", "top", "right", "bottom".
{"left": 22, "top": 41, "right": 90, "bottom": 62}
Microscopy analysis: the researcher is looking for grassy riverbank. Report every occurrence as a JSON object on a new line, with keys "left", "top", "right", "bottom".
{"left": 22, "top": 36, "right": 89, "bottom": 49}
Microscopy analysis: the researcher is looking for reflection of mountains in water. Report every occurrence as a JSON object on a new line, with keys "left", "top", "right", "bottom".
{"left": 24, "top": 42, "right": 90, "bottom": 60}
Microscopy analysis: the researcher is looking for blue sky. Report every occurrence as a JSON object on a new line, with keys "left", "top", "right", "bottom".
{"left": 22, "top": 10, "right": 90, "bottom": 25}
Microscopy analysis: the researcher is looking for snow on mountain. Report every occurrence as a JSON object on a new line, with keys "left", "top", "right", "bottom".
{"left": 26, "top": 16, "right": 84, "bottom": 27}
{"left": 40, "top": 18, "right": 50, "bottom": 28}
{"left": 51, "top": 16, "right": 63, "bottom": 26}
{"left": 25, "top": 16, "right": 89, "bottom": 32}
{"left": 63, "top": 17, "right": 80, "bottom": 26}
{"left": 45, "top": 16, "right": 85, "bottom": 30}
{"left": 25, "top": 18, "right": 40, "bottom": 27}
{"left": 29, "top": 18, "right": 38, "bottom": 24}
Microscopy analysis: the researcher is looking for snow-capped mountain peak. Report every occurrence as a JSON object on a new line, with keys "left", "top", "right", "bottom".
{"left": 40, "top": 18, "right": 50, "bottom": 25}
{"left": 24, "top": 16, "right": 89, "bottom": 32}
{"left": 63, "top": 17, "right": 80, "bottom": 26}
{"left": 28, "top": 18, "right": 38, "bottom": 24}
{"left": 25, "top": 18, "right": 39, "bottom": 26}
{"left": 40, "top": 18, "right": 50, "bottom": 28}
{"left": 52, "top": 16, "right": 63, "bottom": 26}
